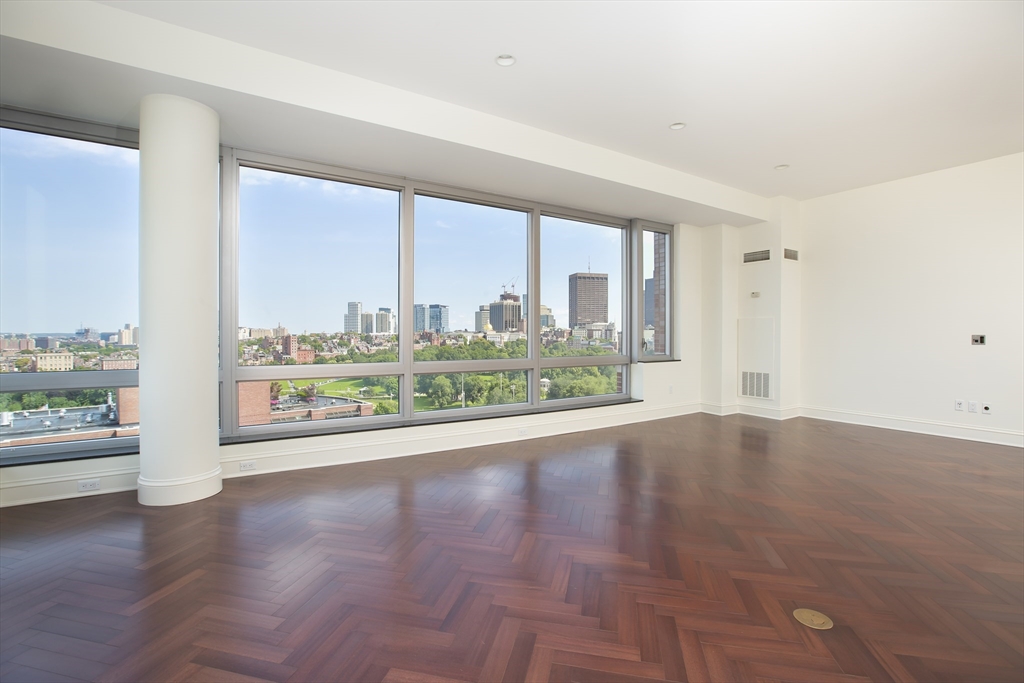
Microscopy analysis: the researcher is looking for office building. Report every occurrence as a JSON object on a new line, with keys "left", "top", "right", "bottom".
{"left": 1, "top": 4, "right": 1021, "bottom": 680}
{"left": 33, "top": 352, "right": 74, "bottom": 372}
{"left": 376, "top": 307, "right": 395, "bottom": 335}
{"left": 361, "top": 312, "right": 375, "bottom": 334}
{"left": 343, "top": 302, "right": 362, "bottom": 333}
{"left": 413, "top": 304, "right": 426, "bottom": 333}
{"left": 474, "top": 305, "right": 490, "bottom": 332}
{"left": 539, "top": 305, "right": 555, "bottom": 329}
{"left": 281, "top": 334, "right": 299, "bottom": 356}
{"left": 569, "top": 272, "right": 608, "bottom": 327}
{"left": 428, "top": 304, "right": 449, "bottom": 334}
{"left": 489, "top": 292, "right": 522, "bottom": 333}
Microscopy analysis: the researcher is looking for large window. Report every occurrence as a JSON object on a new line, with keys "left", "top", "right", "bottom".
{"left": 218, "top": 150, "right": 646, "bottom": 441}
{"left": 540, "top": 216, "right": 624, "bottom": 358}
{"left": 413, "top": 195, "right": 529, "bottom": 360}
{"left": 237, "top": 166, "right": 400, "bottom": 366}
{"left": 0, "top": 121, "right": 140, "bottom": 460}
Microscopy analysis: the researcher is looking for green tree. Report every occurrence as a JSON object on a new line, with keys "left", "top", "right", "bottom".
{"left": 298, "top": 383, "right": 317, "bottom": 400}
{"left": 463, "top": 375, "right": 488, "bottom": 405}
{"left": 428, "top": 376, "right": 454, "bottom": 409}
{"left": 0, "top": 393, "right": 23, "bottom": 412}
{"left": 373, "top": 400, "right": 399, "bottom": 416}
{"left": 21, "top": 392, "right": 48, "bottom": 410}
{"left": 269, "top": 381, "right": 284, "bottom": 401}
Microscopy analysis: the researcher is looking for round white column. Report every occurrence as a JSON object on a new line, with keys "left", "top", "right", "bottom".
{"left": 137, "top": 94, "right": 222, "bottom": 506}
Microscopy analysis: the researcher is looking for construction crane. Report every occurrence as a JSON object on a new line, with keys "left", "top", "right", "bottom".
{"left": 501, "top": 276, "right": 519, "bottom": 295}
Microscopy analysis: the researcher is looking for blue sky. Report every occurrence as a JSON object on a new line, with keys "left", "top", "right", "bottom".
{"left": 1, "top": 128, "right": 624, "bottom": 335}
{"left": 0, "top": 128, "right": 139, "bottom": 334}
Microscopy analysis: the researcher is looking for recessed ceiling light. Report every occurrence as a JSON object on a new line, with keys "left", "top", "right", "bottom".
{"left": 495, "top": 54, "right": 516, "bottom": 67}
{"left": 669, "top": 122, "right": 686, "bottom": 130}
{"left": 774, "top": 164, "right": 790, "bottom": 170}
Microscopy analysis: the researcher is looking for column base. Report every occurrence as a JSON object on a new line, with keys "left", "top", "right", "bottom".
{"left": 137, "top": 466, "right": 223, "bottom": 506}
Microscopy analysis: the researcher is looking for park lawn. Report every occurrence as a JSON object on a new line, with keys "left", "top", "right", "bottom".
{"left": 413, "top": 396, "right": 463, "bottom": 412}
{"left": 317, "top": 378, "right": 368, "bottom": 395}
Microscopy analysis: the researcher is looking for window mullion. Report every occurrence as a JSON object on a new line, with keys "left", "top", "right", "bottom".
{"left": 399, "top": 183, "right": 416, "bottom": 419}
{"left": 221, "top": 147, "right": 240, "bottom": 438}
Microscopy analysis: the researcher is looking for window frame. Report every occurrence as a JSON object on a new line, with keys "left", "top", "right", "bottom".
{"left": 631, "top": 219, "right": 676, "bottom": 363}
{"left": 0, "top": 107, "right": 141, "bottom": 466}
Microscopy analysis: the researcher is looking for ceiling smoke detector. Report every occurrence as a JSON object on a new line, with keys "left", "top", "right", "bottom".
{"left": 495, "top": 55, "right": 516, "bottom": 67}
{"left": 774, "top": 164, "right": 790, "bottom": 170}
{"left": 669, "top": 122, "right": 686, "bottom": 130}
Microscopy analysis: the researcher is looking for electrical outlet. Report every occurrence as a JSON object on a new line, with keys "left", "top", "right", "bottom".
{"left": 517, "top": 428, "right": 528, "bottom": 436}
{"left": 981, "top": 403, "right": 992, "bottom": 415}
{"left": 239, "top": 461, "right": 257, "bottom": 471}
{"left": 954, "top": 399, "right": 964, "bottom": 411}
{"left": 77, "top": 478, "right": 101, "bottom": 492}
{"left": 968, "top": 401, "right": 978, "bottom": 413}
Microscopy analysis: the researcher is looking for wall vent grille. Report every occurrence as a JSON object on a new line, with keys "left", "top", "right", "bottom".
{"left": 784, "top": 248, "right": 799, "bottom": 261}
{"left": 741, "top": 371, "right": 771, "bottom": 399}
{"left": 743, "top": 250, "right": 770, "bottom": 263}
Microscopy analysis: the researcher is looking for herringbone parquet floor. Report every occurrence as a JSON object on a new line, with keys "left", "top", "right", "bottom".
{"left": 1, "top": 414, "right": 1022, "bottom": 682}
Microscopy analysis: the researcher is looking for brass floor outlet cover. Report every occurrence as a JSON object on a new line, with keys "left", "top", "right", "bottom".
{"left": 793, "top": 608, "right": 834, "bottom": 630}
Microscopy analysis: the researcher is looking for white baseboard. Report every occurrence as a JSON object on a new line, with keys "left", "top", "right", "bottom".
{"left": 700, "top": 402, "right": 738, "bottom": 416}
{"left": 0, "top": 401, "right": 701, "bottom": 507}
{"left": 800, "top": 405, "right": 1024, "bottom": 448}
{"left": 735, "top": 403, "right": 801, "bottom": 420}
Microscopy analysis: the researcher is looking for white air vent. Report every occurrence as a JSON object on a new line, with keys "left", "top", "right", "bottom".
{"left": 743, "top": 250, "right": 770, "bottom": 263}
{"left": 741, "top": 371, "right": 771, "bottom": 399}
{"left": 784, "top": 249, "right": 799, "bottom": 261}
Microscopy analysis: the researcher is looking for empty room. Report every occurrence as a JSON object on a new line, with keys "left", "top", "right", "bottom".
{"left": 0, "top": 1, "right": 1021, "bottom": 682}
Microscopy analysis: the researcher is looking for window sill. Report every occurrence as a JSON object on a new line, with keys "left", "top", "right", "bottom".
{"left": 220, "top": 395, "right": 641, "bottom": 447}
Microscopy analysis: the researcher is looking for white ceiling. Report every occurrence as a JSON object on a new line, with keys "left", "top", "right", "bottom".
{"left": 98, "top": 0, "right": 1024, "bottom": 200}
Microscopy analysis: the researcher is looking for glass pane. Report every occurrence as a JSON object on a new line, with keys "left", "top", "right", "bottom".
{"left": 238, "top": 167, "right": 400, "bottom": 366}
{"left": 540, "top": 216, "right": 622, "bottom": 357}
{"left": 414, "top": 196, "right": 528, "bottom": 361}
{"left": 0, "top": 388, "right": 138, "bottom": 451}
{"left": 413, "top": 371, "right": 527, "bottom": 412}
{"left": 238, "top": 376, "right": 399, "bottom": 427}
{"left": 642, "top": 230, "right": 669, "bottom": 356}
{"left": 0, "top": 129, "right": 139, "bottom": 372}
{"left": 540, "top": 367, "right": 622, "bottom": 401}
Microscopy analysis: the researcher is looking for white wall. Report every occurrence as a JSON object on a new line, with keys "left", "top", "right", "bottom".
{"left": 800, "top": 153, "right": 1024, "bottom": 445}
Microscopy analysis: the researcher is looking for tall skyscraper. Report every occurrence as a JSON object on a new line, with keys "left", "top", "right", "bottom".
{"left": 360, "top": 312, "right": 375, "bottom": 334}
{"left": 413, "top": 304, "right": 426, "bottom": 333}
{"left": 474, "top": 305, "right": 491, "bottom": 332}
{"left": 489, "top": 292, "right": 521, "bottom": 333}
{"left": 344, "top": 302, "right": 362, "bottom": 333}
{"left": 428, "top": 304, "right": 449, "bottom": 334}
{"left": 376, "top": 307, "right": 395, "bottom": 335}
{"left": 568, "top": 272, "right": 608, "bottom": 327}
{"left": 644, "top": 278, "right": 655, "bottom": 326}
{"left": 652, "top": 232, "right": 667, "bottom": 354}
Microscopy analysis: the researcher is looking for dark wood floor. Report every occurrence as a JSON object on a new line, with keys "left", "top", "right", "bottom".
{"left": 1, "top": 414, "right": 1021, "bottom": 683}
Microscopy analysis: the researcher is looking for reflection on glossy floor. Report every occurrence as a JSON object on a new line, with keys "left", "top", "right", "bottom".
{"left": 1, "top": 414, "right": 1022, "bottom": 682}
